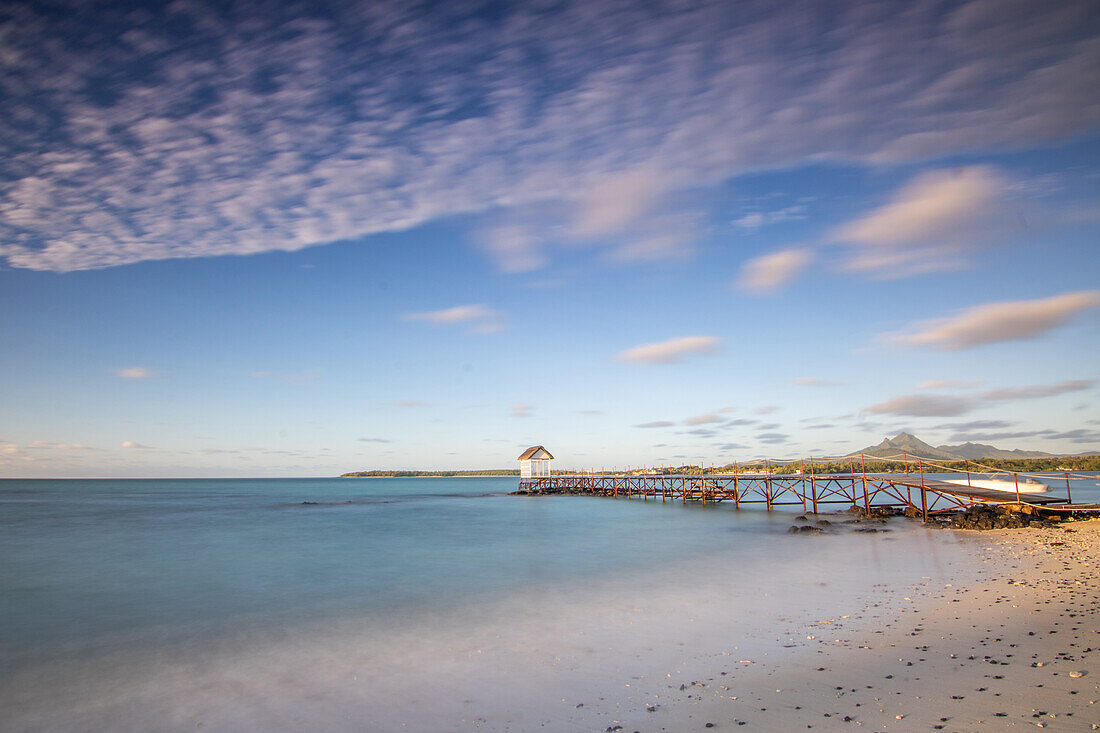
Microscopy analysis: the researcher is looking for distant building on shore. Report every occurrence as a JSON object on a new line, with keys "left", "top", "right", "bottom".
{"left": 518, "top": 446, "right": 553, "bottom": 479}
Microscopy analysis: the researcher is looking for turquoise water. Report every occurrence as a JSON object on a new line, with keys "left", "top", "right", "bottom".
{"left": 0, "top": 477, "right": 796, "bottom": 661}
{"left": 3, "top": 473, "right": 1096, "bottom": 731}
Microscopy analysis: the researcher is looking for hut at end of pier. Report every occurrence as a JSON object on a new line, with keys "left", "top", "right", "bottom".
{"left": 518, "top": 446, "right": 553, "bottom": 479}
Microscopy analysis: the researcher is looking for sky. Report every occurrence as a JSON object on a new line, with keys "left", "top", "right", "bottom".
{"left": 1, "top": 0, "right": 1099, "bottom": 477}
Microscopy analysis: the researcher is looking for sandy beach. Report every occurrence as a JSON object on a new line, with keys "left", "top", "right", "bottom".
{"left": 618, "top": 518, "right": 1100, "bottom": 732}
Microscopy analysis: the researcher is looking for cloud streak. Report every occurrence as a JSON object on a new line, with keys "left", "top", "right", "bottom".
{"left": 115, "top": 366, "right": 154, "bottom": 379}
{"left": 866, "top": 379, "right": 1094, "bottom": 417}
{"left": 509, "top": 403, "right": 534, "bottom": 418}
{"left": 1, "top": 0, "right": 1097, "bottom": 271}
{"left": 889, "top": 291, "right": 1100, "bottom": 350}
{"left": 835, "top": 167, "right": 1012, "bottom": 276}
{"left": 683, "top": 413, "right": 723, "bottom": 426}
{"left": 617, "top": 336, "right": 720, "bottom": 365}
{"left": 736, "top": 248, "right": 812, "bottom": 294}
{"left": 403, "top": 304, "right": 502, "bottom": 333}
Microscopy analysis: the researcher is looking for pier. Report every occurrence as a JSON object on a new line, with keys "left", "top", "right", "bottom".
{"left": 517, "top": 456, "right": 1084, "bottom": 521}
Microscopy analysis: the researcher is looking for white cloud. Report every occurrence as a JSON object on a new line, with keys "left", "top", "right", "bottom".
{"left": 866, "top": 379, "right": 1094, "bottom": 416}
{"left": 794, "top": 377, "right": 839, "bottom": 387}
{"left": 889, "top": 291, "right": 1100, "bottom": 350}
{"left": 864, "top": 394, "right": 975, "bottom": 417}
{"left": 683, "top": 413, "right": 722, "bottom": 426}
{"left": 736, "top": 248, "right": 812, "bottom": 294}
{"left": 917, "top": 379, "right": 979, "bottom": 390}
{"left": 510, "top": 403, "right": 534, "bottom": 418}
{"left": 636, "top": 421, "right": 675, "bottom": 428}
{"left": 983, "top": 380, "right": 1094, "bottom": 402}
{"left": 732, "top": 204, "right": 807, "bottom": 232}
{"left": 616, "top": 336, "right": 720, "bottom": 365}
{"left": 573, "top": 169, "right": 666, "bottom": 238}
{"left": 115, "top": 366, "right": 153, "bottom": 379}
{"left": 2, "top": 1, "right": 1097, "bottom": 271}
{"left": 120, "top": 441, "right": 153, "bottom": 449}
{"left": 403, "top": 304, "right": 503, "bottom": 333}
{"left": 480, "top": 226, "right": 545, "bottom": 274}
{"left": 835, "top": 167, "right": 1011, "bottom": 277}
{"left": 26, "top": 441, "right": 94, "bottom": 451}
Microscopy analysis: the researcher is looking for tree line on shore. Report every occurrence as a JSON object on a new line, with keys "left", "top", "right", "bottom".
{"left": 341, "top": 469, "right": 520, "bottom": 477}
{"left": 727, "top": 455, "right": 1100, "bottom": 475}
{"left": 341, "top": 455, "right": 1099, "bottom": 478}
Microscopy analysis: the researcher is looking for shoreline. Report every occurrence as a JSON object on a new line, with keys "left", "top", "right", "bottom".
{"left": 614, "top": 519, "right": 1100, "bottom": 732}
{"left": 3, "top": 498, "right": 1096, "bottom": 732}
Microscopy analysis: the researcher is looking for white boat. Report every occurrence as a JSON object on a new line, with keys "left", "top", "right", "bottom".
{"left": 939, "top": 477, "right": 1050, "bottom": 494}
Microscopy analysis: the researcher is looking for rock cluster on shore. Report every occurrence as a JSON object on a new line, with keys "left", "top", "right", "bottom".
{"left": 946, "top": 504, "right": 1063, "bottom": 530}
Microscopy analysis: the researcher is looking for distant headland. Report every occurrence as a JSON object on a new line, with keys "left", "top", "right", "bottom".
{"left": 341, "top": 433, "right": 1100, "bottom": 477}
{"left": 341, "top": 469, "right": 520, "bottom": 478}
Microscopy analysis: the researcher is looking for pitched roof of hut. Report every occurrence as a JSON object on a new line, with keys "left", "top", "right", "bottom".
{"left": 518, "top": 446, "right": 554, "bottom": 460}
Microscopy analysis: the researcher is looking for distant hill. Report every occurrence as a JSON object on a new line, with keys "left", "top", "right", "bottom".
{"left": 847, "top": 432, "right": 1058, "bottom": 461}
{"left": 937, "top": 442, "right": 1053, "bottom": 460}
{"left": 847, "top": 433, "right": 959, "bottom": 460}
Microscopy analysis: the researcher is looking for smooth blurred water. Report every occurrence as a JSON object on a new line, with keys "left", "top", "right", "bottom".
{"left": 3, "top": 473, "right": 1096, "bottom": 731}
{"left": 0, "top": 477, "right": 796, "bottom": 660}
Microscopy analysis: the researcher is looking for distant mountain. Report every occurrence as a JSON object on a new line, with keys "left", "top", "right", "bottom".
{"left": 847, "top": 432, "right": 1056, "bottom": 461}
{"left": 846, "top": 432, "right": 959, "bottom": 461}
{"left": 937, "top": 442, "right": 1053, "bottom": 460}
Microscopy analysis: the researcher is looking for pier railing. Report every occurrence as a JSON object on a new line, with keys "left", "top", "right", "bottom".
{"left": 518, "top": 455, "right": 1084, "bottom": 521}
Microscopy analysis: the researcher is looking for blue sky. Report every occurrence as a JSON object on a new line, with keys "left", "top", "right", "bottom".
{"left": 1, "top": 0, "right": 1099, "bottom": 477}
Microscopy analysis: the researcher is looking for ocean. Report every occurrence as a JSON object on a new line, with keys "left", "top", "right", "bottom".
{"left": 3, "top": 474, "right": 1097, "bottom": 731}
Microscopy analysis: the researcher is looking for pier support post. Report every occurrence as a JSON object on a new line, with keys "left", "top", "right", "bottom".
{"left": 859, "top": 453, "right": 870, "bottom": 513}
{"left": 1065, "top": 471, "right": 1072, "bottom": 505}
{"left": 919, "top": 460, "right": 928, "bottom": 522}
{"left": 809, "top": 457, "right": 818, "bottom": 514}
{"left": 765, "top": 459, "right": 773, "bottom": 511}
{"left": 800, "top": 459, "right": 808, "bottom": 511}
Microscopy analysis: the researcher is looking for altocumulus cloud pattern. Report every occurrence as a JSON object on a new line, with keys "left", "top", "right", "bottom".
{"left": 1, "top": 0, "right": 1098, "bottom": 271}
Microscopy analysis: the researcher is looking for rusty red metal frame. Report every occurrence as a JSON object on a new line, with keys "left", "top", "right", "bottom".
{"left": 517, "top": 457, "right": 1073, "bottom": 520}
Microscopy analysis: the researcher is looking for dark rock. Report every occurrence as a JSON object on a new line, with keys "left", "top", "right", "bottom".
{"left": 788, "top": 525, "right": 824, "bottom": 534}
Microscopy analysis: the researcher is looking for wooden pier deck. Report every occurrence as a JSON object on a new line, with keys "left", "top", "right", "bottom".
{"left": 518, "top": 471, "right": 1074, "bottom": 521}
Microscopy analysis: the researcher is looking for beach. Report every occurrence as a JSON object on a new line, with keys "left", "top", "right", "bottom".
{"left": 609, "top": 518, "right": 1100, "bottom": 732}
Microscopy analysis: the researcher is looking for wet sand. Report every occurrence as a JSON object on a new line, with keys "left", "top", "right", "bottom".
{"left": 622, "top": 518, "right": 1099, "bottom": 732}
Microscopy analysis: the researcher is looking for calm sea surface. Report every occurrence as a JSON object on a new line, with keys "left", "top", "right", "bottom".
{"left": 2, "top": 473, "right": 1097, "bottom": 731}
{"left": 0, "top": 476, "right": 793, "bottom": 659}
